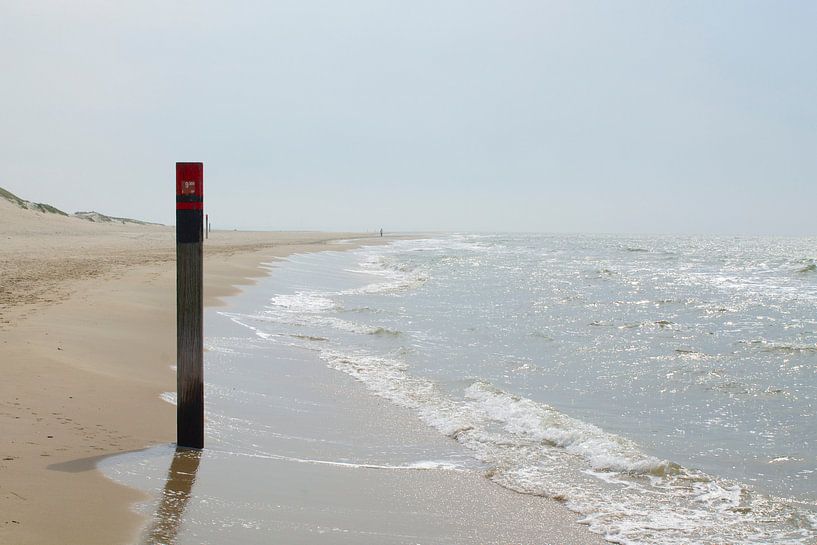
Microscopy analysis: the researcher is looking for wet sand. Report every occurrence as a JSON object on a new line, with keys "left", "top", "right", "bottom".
{"left": 101, "top": 308, "right": 606, "bottom": 544}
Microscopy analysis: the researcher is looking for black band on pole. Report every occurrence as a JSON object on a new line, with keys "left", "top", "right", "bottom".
{"left": 177, "top": 209, "right": 204, "bottom": 244}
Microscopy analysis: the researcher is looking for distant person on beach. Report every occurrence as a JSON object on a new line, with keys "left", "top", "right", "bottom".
{"left": 380, "top": 228, "right": 383, "bottom": 237}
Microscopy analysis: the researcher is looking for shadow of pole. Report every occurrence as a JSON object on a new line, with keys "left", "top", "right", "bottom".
{"left": 143, "top": 447, "right": 202, "bottom": 545}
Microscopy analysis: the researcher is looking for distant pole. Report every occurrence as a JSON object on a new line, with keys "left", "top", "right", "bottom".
{"left": 176, "top": 162, "right": 204, "bottom": 449}
{"left": 205, "top": 214, "right": 209, "bottom": 240}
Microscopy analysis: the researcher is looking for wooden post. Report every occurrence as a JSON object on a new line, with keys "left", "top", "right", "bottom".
{"left": 176, "top": 162, "right": 204, "bottom": 449}
{"left": 205, "top": 214, "right": 209, "bottom": 240}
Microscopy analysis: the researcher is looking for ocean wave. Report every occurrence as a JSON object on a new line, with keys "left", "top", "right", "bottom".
{"left": 270, "top": 292, "right": 337, "bottom": 313}
{"left": 291, "top": 334, "right": 329, "bottom": 342}
{"left": 232, "top": 234, "right": 817, "bottom": 544}
{"left": 341, "top": 306, "right": 380, "bottom": 313}
{"left": 463, "top": 381, "right": 678, "bottom": 476}
{"left": 796, "top": 259, "right": 816, "bottom": 273}
{"left": 769, "top": 456, "right": 805, "bottom": 464}
{"left": 589, "top": 320, "right": 615, "bottom": 327}
{"left": 319, "top": 351, "right": 473, "bottom": 438}
{"left": 741, "top": 339, "right": 817, "bottom": 353}
{"left": 528, "top": 331, "right": 554, "bottom": 341}
{"left": 241, "top": 309, "right": 404, "bottom": 339}
{"left": 341, "top": 276, "right": 427, "bottom": 295}
{"left": 369, "top": 327, "right": 401, "bottom": 337}
{"left": 299, "top": 316, "right": 401, "bottom": 337}
{"left": 589, "top": 319, "right": 681, "bottom": 331}
{"left": 315, "top": 348, "right": 817, "bottom": 544}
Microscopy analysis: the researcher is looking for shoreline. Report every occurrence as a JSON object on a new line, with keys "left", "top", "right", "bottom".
{"left": 100, "top": 240, "right": 606, "bottom": 545}
{"left": 0, "top": 210, "right": 398, "bottom": 544}
{"left": 1, "top": 209, "right": 601, "bottom": 545}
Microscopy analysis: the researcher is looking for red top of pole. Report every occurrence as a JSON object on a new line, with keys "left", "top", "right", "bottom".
{"left": 176, "top": 163, "right": 203, "bottom": 195}
{"left": 176, "top": 163, "right": 203, "bottom": 210}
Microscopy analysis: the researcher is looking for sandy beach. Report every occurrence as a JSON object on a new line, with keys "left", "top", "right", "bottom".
{"left": 3, "top": 3, "right": 813, "bottom": 543}
{"left": 0, "top": 198, "right": 602, "bottom": 544}
{"left": 0, "top": 198, "right": 376, "bottom": 544}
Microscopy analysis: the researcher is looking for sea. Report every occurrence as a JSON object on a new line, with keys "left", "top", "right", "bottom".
{"left": 103, "top": 234, "right": 817, "bottom": 544}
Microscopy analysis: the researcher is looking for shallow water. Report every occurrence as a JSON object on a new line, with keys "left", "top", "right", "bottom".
{"left": 105, "top": 234, "right": 817, "bottom": 544}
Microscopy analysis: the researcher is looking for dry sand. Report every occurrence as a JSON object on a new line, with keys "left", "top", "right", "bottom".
{"left": 0, "top": 198, "right": 604, "bottom": 545}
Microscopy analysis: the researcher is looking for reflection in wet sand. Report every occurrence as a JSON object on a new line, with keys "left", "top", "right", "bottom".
{"left": 143, "top": 447, "right": 201, "bottom": 545}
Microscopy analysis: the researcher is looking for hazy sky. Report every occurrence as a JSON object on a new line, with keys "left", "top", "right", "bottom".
{"left": 2, "top": 1, "right": 815, "bottom": 234}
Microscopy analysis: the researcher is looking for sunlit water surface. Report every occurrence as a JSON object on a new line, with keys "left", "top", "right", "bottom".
{"left": 107, "top": 234, "right": 817, "bottom": 545}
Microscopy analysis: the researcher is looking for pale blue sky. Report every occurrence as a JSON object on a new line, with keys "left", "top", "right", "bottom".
{"left": 2, "top": 1, "right": 815, "bottom": 234}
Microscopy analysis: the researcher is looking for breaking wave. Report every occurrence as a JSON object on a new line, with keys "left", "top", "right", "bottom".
{"left": 233, "top": 235, "right": 817, "bottom": 544}
{"left": 317, "top": 349, "right": 815, "bottom": 545}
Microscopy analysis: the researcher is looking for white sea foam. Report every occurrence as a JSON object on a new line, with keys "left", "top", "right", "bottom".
{"left": 320, "top": 351, "right": 472, "bottom": 437}
{"left": 463, "top": 381, "right": 678, "bottom": 476}
{"left": 210, "top": 449, "right": 467, "bottom": 472}
{"left": 270, "top": 292, "right": 338, "bottom": 312}
{"left": 231, "top": 234, "right": 817, "bottom": 544}
{"left": 321, "top": 350, "right": 676, "bottom": 478}
{"left": 341, "top": 276, "right": 427, "bottom": 296}
{"left": 255, "top": 310, "right": 402, "bottom": 337}
{"left": 341, "top": 260, "right": 428, "bottom": 295}
{"left": 317, "top": 348, "right": 816, "bottom": 545}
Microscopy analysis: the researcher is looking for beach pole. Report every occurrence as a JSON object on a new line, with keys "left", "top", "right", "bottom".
{"left": 205, "top": 214, "right": 209, "bottom": 240}
{"left": 176, "top": 162, "right": 204, "bottom": 449}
